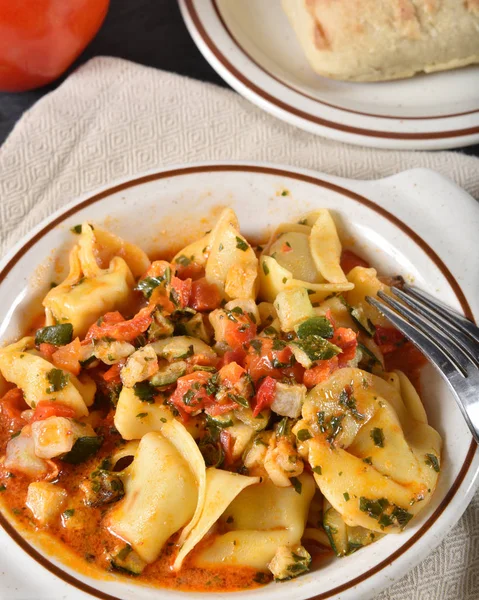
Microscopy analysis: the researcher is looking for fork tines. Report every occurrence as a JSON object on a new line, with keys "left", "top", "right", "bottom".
{"left": 366, "top": 286, "right": 479, "bottom": 379}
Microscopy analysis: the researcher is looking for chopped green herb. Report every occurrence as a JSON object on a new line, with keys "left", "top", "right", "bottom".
{"left": 290, "top": 477, "right": 302, "bottom": 495}
{"left": 235, "top": 236, "right": 248, "bottom": 251}
{"left": 290, "top": 335, "right": 341, "bottom": 362}
{"left": 391, "top": 506, "right": 413, "bottom": 528}
{"left": 35, "top": 323, "right": 73, "bottom": 346}
{"left": 253, "top": 572, "right": 269, "bottom": 584}
{"left": 378, "top": 513, "right": 393, "bottom": 528}
{"left": 136, "top": 413, "right": 148, "bottom": 419}
{"left": 338, "top": 387, "right": 364, "bottom": 420}
{"left": 296, "top": 316, "right": 333, "bottom": 339}
{"left": 136, "top": 274, "right": 169, "bottom": 299}
{"left": 312, "top": 465, "right": 322, "bottom": 475}
{"left": 370, "top": 427, "right": 385, "bottom": 448}
{"left": 218, "top": 243, "right": 224, "bottom": 252}
{"left": 262, "top": 261, "right": 270, "bottom": 276}
{"left": 63, "top": 508, "right": 75, "bottom": 518}
{"left": 71, "top": 224, "right": 82, "bottom": 234}
{"left": 363, "top": 457, "right": 373, "bottom": 465}
{"left": 10, "top": 431, "right": 21, "bottom": 439}
{"left": 281, "top": 190, "right": 289, "bottom": 196}
{"left": 61, "top": 436, "right": 103, "bottom": 464}
{"left": 276, "top": 417, "right": 291, "bottom": 438}
{"left": 250, "top": 339, "right": 263, "bottom": 354}
{"left": 296, "top": 429, "right": 312, "bottom": 442}
{"left": 133, "top": 382, "right": 156, "bottom": 403}
{"left": 46, "top": 368, "right": 69, "bottom": 393}
{"left": 425, "top": 453, "right": 440, "bottom": 472}
{"left": 230, "top": 306, "right": 244, "bottom": 315}
{"left": 0, "top": 484, "right": 6, "bottom": 492}
{"left": 343, "top": 492, "right": 350, "bottom": 501}
{"left": 175, "top": 255, "right": 191, "bottom": 267}
{"left": 327, "top": 415, "right": 344, "bottom": 445}
{"left": 359, "top": 497, "right": 389, "bottom": 520}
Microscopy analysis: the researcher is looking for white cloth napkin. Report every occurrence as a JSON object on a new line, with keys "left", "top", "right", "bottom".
{"left": 0, "top": 56, "right": 477, "bottom": 600}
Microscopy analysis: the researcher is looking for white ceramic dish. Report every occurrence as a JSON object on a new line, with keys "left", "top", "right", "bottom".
{"left": 0, "top": 163, "right": 478, "bottom": 600}
{"left": 179, "top": 0, "right": 479, "bottom": 150}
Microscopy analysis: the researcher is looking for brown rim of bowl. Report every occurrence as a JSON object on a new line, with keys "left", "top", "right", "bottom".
{"left": 0, "top": 164, "right": 476, "bottom": 600}
{"left": 183, "top": 0, "right": 479, "bottom": 140}
{"left": 211, "top": 0, "right": 479, "bottom": 122}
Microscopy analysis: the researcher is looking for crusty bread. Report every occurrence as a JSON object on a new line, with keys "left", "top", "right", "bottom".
{"left": 282, "top": 0, "right": 479, "bottom": 81}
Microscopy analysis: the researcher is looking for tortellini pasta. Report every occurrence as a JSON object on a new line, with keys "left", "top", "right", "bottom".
{"left": 43, "top": 223, "right": 148, "bottom": 337}
{"left": 259, "top": 210, "right": 353, "bottom": 303}
{"left": 297, "top": 368, "right": 442, "bottom": 533}
{"left": 0, "top": 337, "right": 91, "bottom": 416}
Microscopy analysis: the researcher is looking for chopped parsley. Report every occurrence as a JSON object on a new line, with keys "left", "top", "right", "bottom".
{"left": 290, "top": 477, "right": 302, "bottom": 495}
{"left": 343, "top": 492, "right": 350, "bottom": 502}
{"left": 262, "top": 261, "right": 270, "bottom": 276}
{"left": 35, "top": 323, "right": 73, "bottom": 346}
{"left": 63, "top": 509, "right": 75, "bottom": 518}
{"left": 136, "top": 413, "right": 148, "bottom": 419}
{"left": 175, "top": 255, "right": 191, "bottom": 267}
{"left": 46, "top": 368, "right": 69, "bottom": 393}
{"left": 133, "top": 381, "right": 156, "bottom": 403}
{"left": 312, "top": 465, "right": 322, "bottom": 475}
{"left": 425, "top": 453, "right": 440, "bottom": 472}
{"left": 71, "top": 224, "right": 82, "bottom": 234}
{"left": 370, "top": 427, "right": 385, "bottom": 448}
{"left": 296, "top": 429, "right": 312, "bottom": 442}
{"left": 235, "top": 236, "right": 248, "bottom": 251}
{"left": 338, "top": 387, "right": 364, "bottom": 420}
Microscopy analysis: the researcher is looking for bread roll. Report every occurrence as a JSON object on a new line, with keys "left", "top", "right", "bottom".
{"left": 282, "top": 0, "right": 479, "bottom": 81}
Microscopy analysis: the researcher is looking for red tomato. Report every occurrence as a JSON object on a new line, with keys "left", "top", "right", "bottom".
{"left": 51, "top": 338, "right": 82, "bottom": 376}
{"left": 39, "top": 342, "right": 57, "bottom": 359}
{"left": 253, "top": 376, "right": 276, "bottom": 417}
{"left": 303, "top": 357, "right": 338, "bottom": 388}
{"left": 205, "top": 401, "right": 238, "bottom": 417}
{"left": 340, "top": 250, "right": 370, "bottom": 274}
{"left": 0, "top": 0, "right": 110, "bottom": 92}
{"left": 331, "top": 327, "right": 358, "bottom": 366}
{"left": 31, "top": 400, "right": 76, "bottom": 422}
{"left": 102, "top": 360, "right": 126, "bottom": 384}
{"left": 85, "top": 308, "right": 152, "bottom": 343}
{"left": 224, "top": 312, "right": 257, "bottom": 348}
{"left": 245, "top": 338, "right": 304, "bottom": 383}
{"left": 218, "top": 361, "right": 245, "bottom": 387}
{"left": 169, "top": 372, "right": 216, "bottom": 415}
{"left": 190, "top": 278, "right": 222, "bottom": 311}
{"left": 374, "top": 326, "right": 406, "bottom": 354}
{"left": 219, "top": 347, "right": 247, "bottom": 368}
{"left": 0, "top": 388, "right": 28, "bottom": 427}
{"left": 175, "top": 261, "right": 205, "bottom": 281}
{"left": 187, "top": 353, "right": 219, "bottom": 370}
{"left": 171, "top": 276, "right": 192, "bottom": 309}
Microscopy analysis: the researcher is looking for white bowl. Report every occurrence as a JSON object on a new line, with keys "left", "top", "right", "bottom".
{"left": 0, "top": 163, "right": 478, "bottom": 600}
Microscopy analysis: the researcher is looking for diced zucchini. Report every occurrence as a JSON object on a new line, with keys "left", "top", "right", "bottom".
{"left": 323, "top": 500, "right": 348, "bottom": 557}
{"left": 35, "top": 323, "right": 73, "bottom": 347}
{"left": 183, "top": 313, "right": 211, "bottom": 343}
{"left": 80, "top": 470, "right": 124, "bottom": 507}
{"left": 147, "top": 311, "right": 174, "bottom": 341}
{"left": 350, "top": 306, "right": 376, "bottom": 337}
{"left": 271, "top": 381, "right": 306, "bottom": 419}
{"left": 347, "top": 526, "right": 382, "bottom": 554}
{"left": 150, "top": 360, "right": 187, "bottom": 387}
{"left": 268, "top": 545, "right": 311, "bottom": 581}
{"left": 289, "top": 336, "right": 341, "bottom": 368}
{"left": 151, "top": 336, "right": 216, "bottom": 361}
{"left": 26, "top": 482, "right": 67, "bottom": 525}
{"left": 274, "top": 288, "right": 314, "bottom": 332}
{"left": 207, "top": 412, "right": 235, "bottom": 428}
{"left": 93, "top": 339, "right": 135, "bottom": 365}
{"left": 234, "top": 405, "right": 270, "bottom": 431}
{"left": 295, "top": 316, "right": 333, "bottom": 339}
{"left": 110, "top": 544, "right": 146, "bottom": 575}
{"left": 61, "top": 436, "right": 103, "bottom": 464}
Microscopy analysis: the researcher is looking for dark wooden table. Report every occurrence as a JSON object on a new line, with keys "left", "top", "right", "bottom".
{"left": 1, "top": 0, "right": 478, "bottom": 157}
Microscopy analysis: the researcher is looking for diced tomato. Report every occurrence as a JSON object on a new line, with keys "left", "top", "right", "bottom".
{"left": 218, "top": 361, "right": 245, "bottom": 387}
{"left": 385, "top": 342, "right": 426, "bottom": 392}
{"left": 374, "top": 326, "right": 406, "bottom": 354}
{"left": 245, "top": 338, "right": 304, "bottom": 383}
{"left": 169, "top": 371, "right": 216, "bottom": 415}
{"left": 31, "top": 400, "right": 76, "bottom": 422}
{"left": 39, "top": 343, "right": 57, "bottom": 359}
{"left": 148, "top": 286, "right": 176, "bottom": 315}
{"left": 220, "top": 429, "right": 234, "bottom": 465}
{"left": 0, "top": 388, "right": 28, "bottom": 428}
{"left": 171, "top": 276, "right": 192, "bottom": 309}
{"left": 219, "top": 347, "right": 247, "bottom": 368}
{"left": 102, "top": 360, "right": 126, "bottom": 383}
{"left": 331, "top": 327, "right": 358, "bottom": 366}
{"left": 51, "top": 338, "right": 82, "bottom": 376}
{"left": 175, "top": 261, "right": 205, "bottom": 281}
{"left": 303, "top": 357, "right": 339, "bottom": 388}
{"left": 253, "top": 376, "right": 276, "bottom": 417}
{"left": 187, "top": 353, "right": 219, "bottom": 370}
{"left": 190, "top": 278, "right": 222, "bottom": 311}
{"left": 340, "top": 250, "right": 370, "bottom": 274}
{"left": 85, "top": 308, "right": 152, "bottom": 343}
{"left": 224, "top": 313, "right": 257, "bottom": 349}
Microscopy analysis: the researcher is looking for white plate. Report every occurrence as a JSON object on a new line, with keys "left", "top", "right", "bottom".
{"left": 0, "top": 163, "right": 478, "bottom": 600}
{"left": 179, "top": 0, "right": 479, "bottom": 150}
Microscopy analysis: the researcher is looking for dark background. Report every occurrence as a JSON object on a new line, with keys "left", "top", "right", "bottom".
{"left": 0, "top": 0, "right": 478, "bottom": 156}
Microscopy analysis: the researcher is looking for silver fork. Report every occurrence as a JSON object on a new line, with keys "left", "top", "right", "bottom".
{"left": 366, "top": 285, "right": 479, "bottom": 444}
